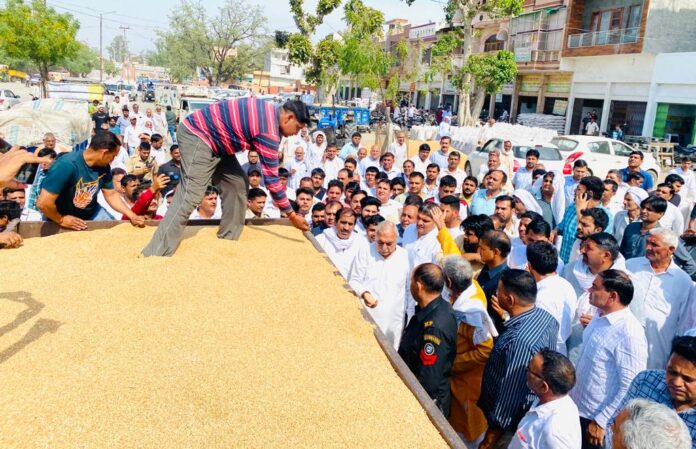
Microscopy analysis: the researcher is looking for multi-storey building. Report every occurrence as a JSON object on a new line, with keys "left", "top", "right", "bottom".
{"left": 560, "top": 0, "right": 696, "bottom": 143}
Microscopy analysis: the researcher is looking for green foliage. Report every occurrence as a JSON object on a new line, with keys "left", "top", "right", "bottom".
{"left": 156, "top": 0, "right": 267, "bottom": 86}
{"left": 287, "top": 34, "right": 312, "bottom": 65}
{"left": 424, "top": 31, "right": 459, "bottom": 84}
{"left": 289, "top": 0, "right": 341, "bottom": 37}
{"left": 107, "top": 35, "right": 129, "bottom": 63}
{"left": 62, "top": 42, "right": 99, "bottom": 77}
{"left": 274, "top": 30, "right": 291, "bottom": 48}
{"left": 103, "top": 59, "right": 118, "bottom": 76}
{"left": 0, "top": 0, "right": 80, "bottom": 81}
{"left": 465, "top": 50, "right": 517, "bottom": 94}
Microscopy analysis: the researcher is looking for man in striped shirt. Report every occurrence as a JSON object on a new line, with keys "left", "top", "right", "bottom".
{"left": 477, "top": 269, "right": 558, "bottom": 449}
{"left": 142, "top": 98, "right": 311, "bottom": 256}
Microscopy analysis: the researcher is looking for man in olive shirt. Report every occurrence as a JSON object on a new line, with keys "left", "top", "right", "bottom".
{"left": 398, "top": 263, "right": 457, "bottom": 416}
{"left": 165, "top": 105, "right": 178, "bottom": 144}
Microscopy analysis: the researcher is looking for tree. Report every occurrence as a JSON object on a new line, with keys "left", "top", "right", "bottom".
{"left": 0, "top": 0, "right": 80, "bottom": 95}
{"left": 103, "top": 59, "right": 118, "bottom": 77}
{"left": 283, "top": 0, "right": 343, "bottom": 100}
{"left": 465, "top": 50, "right": 517, "bottom": 119}
{"left": 406, "top": 0, "right": 523, "bottom": 124}
{"left": 107, "top": 35, "right": 129, "bottom": 63}
{"left": 62, "top": 42, "right": 99, "bottom": 77}
{"left": 156, "top": 0, "right": 268, "bottom": 86}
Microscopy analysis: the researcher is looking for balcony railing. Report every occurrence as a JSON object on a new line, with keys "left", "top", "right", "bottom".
{"left": 567, "top": 27, "right": 640, "bottom": 48}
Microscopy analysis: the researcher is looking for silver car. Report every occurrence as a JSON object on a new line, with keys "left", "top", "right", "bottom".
{"left": 0, "top": 89, "right": 21, "bottom": 110}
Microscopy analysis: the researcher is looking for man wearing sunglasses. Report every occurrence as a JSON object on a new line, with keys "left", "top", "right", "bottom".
{"left": 142, "top": 98, "right": 311, "bottom": 257}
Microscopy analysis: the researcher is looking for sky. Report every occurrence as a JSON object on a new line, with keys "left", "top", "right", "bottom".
{"left": 42, "top": 0, "right": 445, "bottom": 54}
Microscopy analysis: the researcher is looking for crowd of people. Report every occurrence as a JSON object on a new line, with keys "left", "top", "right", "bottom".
{"left": 1, "top": 96, "right": 696, "bottom": 449}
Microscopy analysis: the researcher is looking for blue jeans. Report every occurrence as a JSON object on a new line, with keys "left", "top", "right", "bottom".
{"left": 168, "top": 125, "right": 178, "bottom": 144}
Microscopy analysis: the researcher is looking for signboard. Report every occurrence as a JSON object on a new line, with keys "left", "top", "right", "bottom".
{"left": 520, "top": 75, "right": 542, "bottom": 93}
{"left": 547, "top": 74, "right": 572, "bottom": 94}
{"left": 552, "top": 99, "right": 569, "bottom": 116}
{"left": 495, "top": 93, "right": 503, "bottom": 102}
{"left": 515, "top": 47, "right": 532, "bottom": 63}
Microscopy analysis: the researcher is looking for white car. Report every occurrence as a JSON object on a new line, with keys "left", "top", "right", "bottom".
{"left": 0, "top": 89, "right": 21, "bottom": 110}
{"left": 550, "top": 135, "right": 660, "bottom": 184}
{"left": 466, "top": 138, "right": 566, "bottom": 179}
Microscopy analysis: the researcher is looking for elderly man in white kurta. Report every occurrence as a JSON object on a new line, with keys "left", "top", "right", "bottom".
{"left": 316, "top": 208, "right": 366, "bottom": 279}
{"left": 349, "top": 222, "right": 410, "bottom": 349}
{"left": 626, "top": 228, "right": 692, "bottom": 369}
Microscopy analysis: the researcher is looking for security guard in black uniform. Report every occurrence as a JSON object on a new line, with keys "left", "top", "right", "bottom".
{"left": 398, "top": 263, "right": 458, "bottom": 417}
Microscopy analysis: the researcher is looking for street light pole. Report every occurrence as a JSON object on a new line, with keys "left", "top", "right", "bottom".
{"left": 99, "top": 11, "right": 116, "bottom": 82}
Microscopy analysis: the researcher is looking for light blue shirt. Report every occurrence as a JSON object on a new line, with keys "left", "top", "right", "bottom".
{"left": 429, "top": 149, "right": 449, "bottom": 171}
{"left": 513, "top": 167, "right": 534, "bottom": 191}
{"left": 339, "top": 142, "right": 359, "bottom": 160}
{"left": 470, "top": 189, "right": 498, "bottom": 216}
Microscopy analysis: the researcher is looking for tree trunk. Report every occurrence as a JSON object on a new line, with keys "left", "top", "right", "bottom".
{"left": 471, "top": 86, "right": 487, "bottom": 123}
{"left": 456, "top": 2, "right": 475, "bottom": 126}
{"left": 40, "top": 64, "right": 49, "bottom": 99}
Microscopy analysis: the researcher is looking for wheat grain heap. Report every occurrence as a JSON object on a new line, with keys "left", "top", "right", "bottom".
{"left": 0, "top": 224, "right": 448, "bottom": 448}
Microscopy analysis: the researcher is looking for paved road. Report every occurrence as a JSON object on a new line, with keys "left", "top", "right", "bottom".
{"left": 0, "top": 81, "right": 35, "bottom": 103}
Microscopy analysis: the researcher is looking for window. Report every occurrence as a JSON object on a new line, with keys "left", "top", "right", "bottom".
{"left": 550, "top": 137, "right": 579, "bottom": 152}
{"left": 481, "top": 139, "right": 502, "bottom": 153}
{"left": 515, "top": 146, "right": 563, "bottom": 161}
{"left": 588, "top": 141, "right": 611, "bottom": 155}
{"left": 612, "top": 141, "right": 635, "bottom": 157}
{"left": 421, "top": 47, "right": 432, "bottom": 64}
{"left": 4, "top": 90, "right": 15, "bottom": 97}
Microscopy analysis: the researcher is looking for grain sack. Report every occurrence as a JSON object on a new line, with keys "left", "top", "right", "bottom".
{"left": 0, "top": 99, "right": 91, "bottom": 151}
{"left": 0, "top": 225, "right": 448, "bottom": 448}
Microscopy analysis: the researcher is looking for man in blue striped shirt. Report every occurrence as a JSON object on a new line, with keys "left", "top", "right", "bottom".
{"left": 478, "top": 269, "right": 559, "bottom": 449}
{"left": 613, "top": 336, "right": 696, "bottom": 448}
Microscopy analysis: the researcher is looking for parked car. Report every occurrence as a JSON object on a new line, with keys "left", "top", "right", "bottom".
{"left": 550, "top": 135, "right": 660, "bottom": 184}
{"left": 0, "top": 89, "right": 21, "bottom": 110}
{"left": 466, "top": 138, "right": 565, "bottom": 178}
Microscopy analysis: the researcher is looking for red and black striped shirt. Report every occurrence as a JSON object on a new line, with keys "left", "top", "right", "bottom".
{"left": 183, "top": 97, "right": 291, "bottom": 213}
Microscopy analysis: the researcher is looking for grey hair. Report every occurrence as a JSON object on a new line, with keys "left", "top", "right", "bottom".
{"left": 619, "top": 399, "right": 691, "bottom": 449}
{"left": 649, "top": 227, "right": 679, "bottom": 248}
{"left": 441, "top": 256, "right": 474, "bottom": 292}
{"left": 489, "top": 150, "right": 500, "bottom": 157}
{"left": 375, "top": 221, "right": 396, "bottom": 235}
{"left": 43, "top": 132, "right": 55, "bottom": 138}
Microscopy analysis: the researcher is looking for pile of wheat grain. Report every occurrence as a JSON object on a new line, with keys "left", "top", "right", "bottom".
{"left": 0, "top": 225, "right": 447, "bottom": 448}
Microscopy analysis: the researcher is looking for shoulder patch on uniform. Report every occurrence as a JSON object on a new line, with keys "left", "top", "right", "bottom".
{"left": 423, "top": 334, "right": 441, "bottom": 345}
{"left": 420, "top": 344, "right": 437, "bottom": 366}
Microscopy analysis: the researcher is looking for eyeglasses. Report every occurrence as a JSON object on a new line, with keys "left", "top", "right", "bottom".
{"left": 526, "top": 367, "right": 545, "bottom": 381}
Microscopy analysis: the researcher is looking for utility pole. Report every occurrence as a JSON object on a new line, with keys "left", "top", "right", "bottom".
{"left": 120, "top": 25, "right": 130, "bottom": 83}
{"left": 99, "top": 13, "right": 103, "bottom": 81}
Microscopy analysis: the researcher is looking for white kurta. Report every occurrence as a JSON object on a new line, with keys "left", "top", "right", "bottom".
{"left": 358, "top": 156, "right": 380, "bottom": 177}
{"left": 658, "top": 202, "right": 685, "bottom": 235}
{"left": 536, "top": 275, "right": 578, "bottom": 355}
{"left": 439, "top": 168, "right": 466, "bottom": 194}
{"left": 379, "top": 199, "right": 402, "bottom": 225}
{"left": 388, "top": 141, "right": 408, "bottom": 167}
{"left": 626, "top": 257, "right": 692, "bottom": 369}
{"left": 322, "top": 158, "right": 343, "bottom": 187}
{"left": 316, "top": 231, "right": 367, "bottom": 279}
{"left": 403, "top": 225, "right": 443, "bottom": 319}
{"left": 285, "top": 158, "right": 311, "bottom": 190}
{"left": 348, "top": 244, "right": 410, "bottom": 349}
{"left": 409, "top": 155, "right": 431, "bottom": 175}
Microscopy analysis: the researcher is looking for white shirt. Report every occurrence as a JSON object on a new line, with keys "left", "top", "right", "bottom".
{"left": 669, "top": 167, "right": 696, "bottom": 200}
{"left": 440, "top": 168, "right": 466, "bottom": 194}
{"left": 123, "top": 125, "right": 141, "bottom": 149}
{"left": 388, "top": 141, "right": 408, "bottom": 166}
{"left": 322, "top": 157, "right": 343, "bottom": 187}
{"left": 585, "top": 121, "right": 599, "bottom": 135}
{"left": 190, "top": 208, "right": 221, "bottom": 220}
{"left": 410, "top": 154, "right": 431, "bottom": 175}
{"left": 512, "top": 167, "right": 534, "bottom": 191}
{"left": 97, "top": 191, "right": 120, "bottom": 220}
{"left": 285, "top": 157, "right": 311, "bottom": 190}
{"left": 447, "top": 226, "right": 464, "bottom": 240}
{"left": 658, "top": 201, "right": 685, "bottom": 235}
{"left": 569, "top": 307, "right": 647, "bottom": 428}
{"left": 626, "top": 257, "right": 692, "bottom": 369}
{"left": 403, "top": 225, "right": 442, "bottom": 319}
{"left": 348, "top": 244, "right": 410, "bottom": 349}
{"left": 381, "top": 167, "right": 402, "bottom": 180}
{"left": 536, "top": 275, "right": 577, "bottom": 355}
{"left": 379, "top": 199, "right": 402, "bottom": 225}
{"left": 508, "top": 239, "right": 565, "bottom": 274}
{"left": 315, "top": 231, "right": 367, "bottom": 279}
{"left": 508, "top": 395, "right": 581, "bottom": 449}
{"left": 150, "top": 147, "right": 168, "bottom": 166}
{"left": 358, "top": 156, "right": 380, "bottom": 177}
{"left": 20, "top": 207, "right": 43, "bottom": 221}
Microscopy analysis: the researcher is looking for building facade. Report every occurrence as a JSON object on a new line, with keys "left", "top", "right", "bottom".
{"left": 560, "top": 0, "right": 696, "bottom": 143}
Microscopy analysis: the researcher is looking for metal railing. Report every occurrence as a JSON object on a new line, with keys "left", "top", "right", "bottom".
{"left": 567, "top": 27, "right": 640, "bottom": 48}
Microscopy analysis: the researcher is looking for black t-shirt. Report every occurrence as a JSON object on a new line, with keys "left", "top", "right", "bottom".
{"left": 41, "top": 151, "right": 114, "bottom": 220}
{"left": 92, "top": 112, "right": 109, "bottom": 130}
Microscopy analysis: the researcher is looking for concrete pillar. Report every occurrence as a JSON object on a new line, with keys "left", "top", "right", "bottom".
{"left": 488, "top": 94, "right": 496, "bottom": 119}
{"left": 510, "top": 75, "right": 521, "bottom": 123}
{"left": 425, "top": 90, "right": 432, "bottom": 110}
{"left": 536, "top": 74, "right": 547, "bottom": 114}
{"left": 600, "top": 82, "right": 612, "bottom": 133}
{"left": 642, "top": 78, "right": 659, "bottom": 137}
